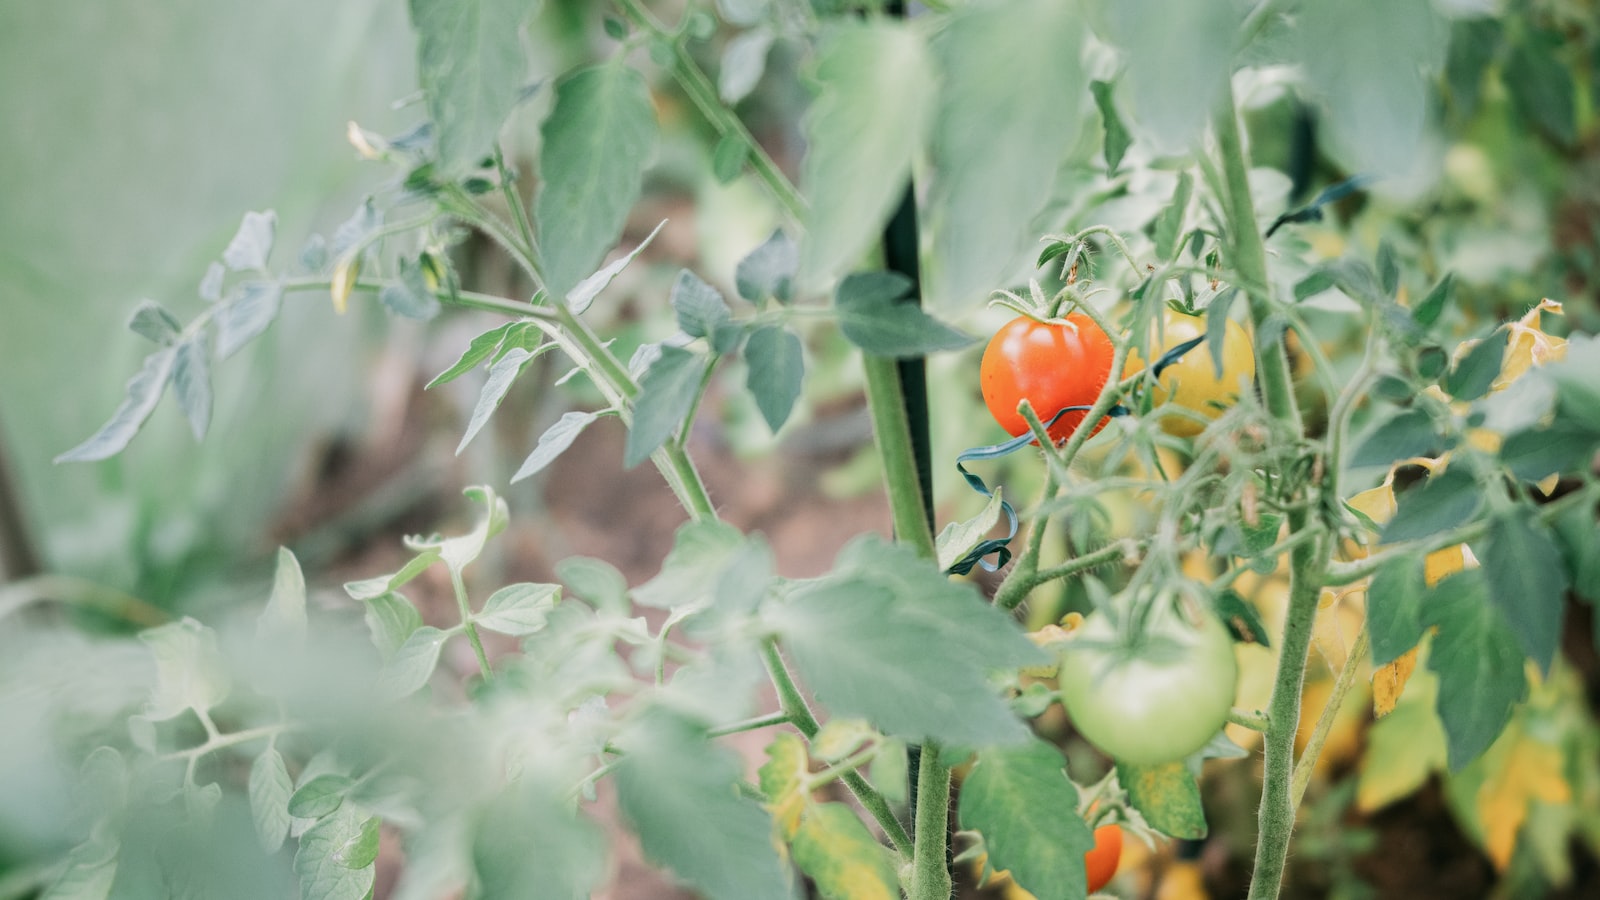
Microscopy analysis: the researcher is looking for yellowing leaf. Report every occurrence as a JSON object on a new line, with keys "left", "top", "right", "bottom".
{"left": 1155, "top": 860, "right": 1211, "bottom": 900}
{"left": 1496, "top": 299, "right": 1566, "bottom": 390}
{"left": 331, "top": 255, "right": 360, "bottom": 314}
{"left": 1424, "top": 544, "right": 1469, "bottom": 586}
{"left": 812, "top": 720, "right": 877, "bottom": 763}
{"left": 1373, "top": 646, "right": 1419, "bottom": 718}
{"left": 1358, "top": 679, "right": 1448, "bottom": 812}
{"left": 759, "top": 732, "right": 810, "bottom": 841}
{"left": 791, "top": 803, "right": 900, "bottom": 900}
{"left": 1347, "top": 483, "right": 1397, "bottom": 529}
{"left": 1474, "top": 722, "right": 1571, "bottom": 870}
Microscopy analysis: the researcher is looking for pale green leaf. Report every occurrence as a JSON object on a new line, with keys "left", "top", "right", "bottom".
{"left": 791, "top": 803, "right": 898, "bottom": 900}
{"left": 743, "top": 325, "right": 803, "bottom": 433}
{"left": 250, "top": 747, "right": 294, "bottom": 853}
{"left": 409, "top": 0, "right": 532, "bottom": 176}
{"left": 475, "top": 583, "right": 560, "bottom": 636}
{"left": 258, "top": 546, "right": 307, "bottom": 643}
{"left": 54, "top": 347, "right": 176, "bottom": 463}
{"left": 623, "top": 345, "right": 707, "bottom": 469}
{"left": 512, "top": 410, "right": 603, "bottom": 483}
{"left": 959, "top": 739, "right": 1093, "bottom": 900}
{"left": 140, "top": 617, "right": 230, "bottom": 720}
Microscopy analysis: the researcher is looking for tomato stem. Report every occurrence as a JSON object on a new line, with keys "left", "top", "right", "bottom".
{"left": 1290, "top": 622, "right": 1369, "bottom": 809}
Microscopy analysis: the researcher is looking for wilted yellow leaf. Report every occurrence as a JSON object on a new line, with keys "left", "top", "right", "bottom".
{"left": 1373, "top": 646, "right": 1420, "bottom": 718}
{"left": 1358, "top": 671, "right": 1448, "bottom": 812}
{"left": 1155, "top": 859, "right": 1211, "bottom": 900}
{"left": 1496, "top": 299, "right": 1566, "bottom": 390}
{"left": 1475, "top": 723, "right": 1572, "bottom": 870}
{"left": 791, "top": 802, "right": 900, "bottom": 900}
{"left": 759, "top": 732, "right": 810, "bottom": 841}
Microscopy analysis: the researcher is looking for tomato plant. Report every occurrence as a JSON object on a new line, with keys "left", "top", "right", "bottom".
{"left": 1057, "top": 600, "right": 1239, "bottom": 766}
{"left": 1125, "top": 309, "right": 1255, "bottom": 437}
{"left": 980, "top": 313, "right": 1116, "bottom": 444}
{"left": 1084, "top": 823, "right": 1123, "bottom": 894}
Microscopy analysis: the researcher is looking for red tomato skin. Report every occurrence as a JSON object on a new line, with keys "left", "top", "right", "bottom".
{"left": 1085, "top": 824, "right": 1123, "bottom": 893}
{"left": 980, "top": 314, "right": 1117, "bottom": 444}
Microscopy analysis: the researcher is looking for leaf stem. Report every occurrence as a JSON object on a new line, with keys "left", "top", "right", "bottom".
{"left": 1290, "top": 622, "right": 1368, "bottom": 810}
{"left": 995, "top": 539, "right": 1136, "bottom": 611}
{"left": 449, "top": 567, "right": 494, "bottom": 682}
{"left": 707, "top": 711, "right": 791, "bottom": 738}
{"left": 1228, "top": 708, "right": 1271, "bottom": 732}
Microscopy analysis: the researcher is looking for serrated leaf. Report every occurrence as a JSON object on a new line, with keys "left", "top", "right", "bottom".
{"left": 1422, "top": 570, "right": 1528, "bottom": 769}
{"left": 770, "top": 537, "right": 1042, "bottom": 746}
{"left": 293, "top": 806, "right": 377, "bottom": 900}
{"left": 1475, "top": 512, "right": 1568, "bottom": 675}
{"left": 475, "top": 583, "right": 560, "bottom": 636}
{"left": 1499, "top": 419, "right": 1600, "bottom": 484}
{"left": 127, "top": 299, "right": 182, "bottom": 345}
{"left": 614, "top": 712, "right": 792, "bottom": 900}
{"left": 759, "top": 732, "right": 810, "bottom": 841}
{"left": 223, "top": 210, "right": 277, "bottom": 271}
{"left": 512, "top": 410, "right": 603, "bottom": 483}
{"left": 1118, "top": 759, "right": 1207, "bottom": 839}
{"left": 557, "top": 556, "right": 630, "bottom": 615}
{"left": 409, "top": 0, "right": 531, "bottom": 176}
{"left": 330, "top": 200, "right": 382, "bottom": 259}
{"left": 633, "top": 520, "right": 745, "bottom": 611}
{"left": 924, "top": 0, "right": 1084, "bottom": 311}
{"left": 345, "top": 551, "right": 442, "bottom": 602}
{"left": 959, "top": 739, "right": 1092, "bottom": 900}
{"left": 799, "top": 20, "right": 933, "bottom": 288}
{"left": 1090, "top": 80, "right": 1131, "bottom": 175}
{"left": 382, "top": 626, "right": 449, "bottom": 697}
{"left": 792, "top": 803, "right": 898, "bottom": 900}
{"left": 1379, "top": 468, "right": 1483, "bottom": 544}
{"left": 1444, "top": 329, "right": 1508, "bottom": 402}
{"left": 1100, "top": 1, "right": 1241, "bottom": 152}
{"left": 456, "top": 345, "right": 548, "bottom": 454}
{"left": 565, "top": 219, "right": 666, "bottom": 314}
{"left": 1367, "top": 554, "right": 1427, "bottom": 667}
{"left": 719, "top": 27, "right": 774, "bottom": 104}
{"left": 834, "top": 271, "right": 971, "bottom": 358}
{"left": 258, "top": 547, "right": 307, "bottom": 643}
{"left": 472, "top": 780, "right": 607, "bottom": 900}
{"left": 1152, "top": 171, "right": 1193, "bottom": 262}
{"left": 214, "top": 281, "right": 284, "bottom": 359}
{"left": 1350, "top": 407, "right": 1448, "bottom": 468}
{"left": 289, "top": 774, "right": 354, "bottom": 819}
{"left": 141, "top": 618, "right": 230, "bottom": 720}
{"left": 363, "top": 591, "right": 424, "bottom": 660}
{"left": 249, "top": 748, "right": 294, "bottom": 853}
{"left": 427, "top": 322, "right": 517, "bottom": 389}
{"left": 935, "top": 489, "right": 1005, "bottom": 575}
{"left": 735, "top": 230, "right": 798, "bottom": 304}
{"left": 536, "top": 63, "right": 658, "bottom": 298}
{"left": 744, "top": 326, "right": 804, "bottom": 433}
{"left": 671, "top": 269, "right": 734, "bottom": 347}
{"left": 171, "top": 337, "right": 211, "bottom": 441}
{"left": 54, "top": 347, "right": 176, "bottom": 463}
{"left": 623, "top": 345, "right": 707, "bottom": 469}
{"left": 406, "top": 485, "right": 510, "bottom": 573}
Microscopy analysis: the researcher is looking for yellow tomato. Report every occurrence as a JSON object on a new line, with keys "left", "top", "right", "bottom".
{"left": 1125, "top": 311, "right": 1256, "bottom": 437}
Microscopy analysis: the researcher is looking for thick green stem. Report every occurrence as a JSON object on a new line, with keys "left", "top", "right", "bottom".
{"left": 761, "top": 642, "right": 915, "bottom": 858}
{"left": 994, "top": 538, "right": 1133, "bottom": 612}
{"left": 908, "top": 743, "right": 952, "bottom": 900}
{"left": 861, "top": 357, "right": 936, "bottom": 559}
{"left": 1217, "top": 83, "right": 1326, "bottom": 900}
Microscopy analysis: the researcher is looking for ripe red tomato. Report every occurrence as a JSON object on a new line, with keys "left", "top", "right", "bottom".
{"left": 1085, "top": 823, "right": 1123, "bottom": 894}
{"left": 980, "top": 314, "right": 1117, "bottom": 444}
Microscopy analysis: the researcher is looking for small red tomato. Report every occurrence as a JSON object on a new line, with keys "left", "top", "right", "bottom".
{"left": 1085, "top": 823, "right": 1123, "bottom": 893}
{"left": 980, "top": 313, "right": 1117, "bottom": 444}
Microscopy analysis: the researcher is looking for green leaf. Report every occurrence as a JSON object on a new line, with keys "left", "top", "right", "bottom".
{"left": 409, "top": 0, "right": 531, "bottom": 176}
{"left": 455, "top": 344, "right": 549, "bottom": 454}
{"left": 379, "top": 258, "right": 441, "bottom": 321}
{"left": 40, "top": 836, "right": 118, "bottom": 900}
{"left": 536, "top": 63, "right": 658, "bottom": 298}
{"left": 382, "top": 626, "right": 449, "bottom": 697}
{"left": 1545, "top": 334, "right": 1600, "bottom": 433}
{"left": 711, "top": 134, "right": 748, "bottom": 184}
{"left": 958, "top": 739, "right": 1092, "bottom": 900}
{"left": 743, "top": 326, "right": 804, "bottom": 433}
{"left": 1214, "top": 589, "right": 1271, "bottom": 647}
{"left": 406, "top": 485, "right": 510, "bottom": 573}
{"left": 633, "top": 520, "right": 746, "bottom": 610}
{"left": 288, "top": 774, "right": 354, "bottom": 819}
{"left": 791, "top": 803, "right": 899, "bottom": 900}
{"left": 1298, "top": 0, "right": 1447, "bottom": 176}
{"left": 935, "top": 489, "right": 1006, "bottom": 575}
{"left": 330, "top": 199, "right": 382, "bottom": 259}
{"left": 1118, "top": 759, "right": 1207, "bottom": 839}
{"left": 427, "top": 322, "right": 517, "bottom": 389}
{"left": 799, "top": 20, "right": 933, "bottom": 288}
{"left": 141, "top": 618, "right": 230, "bottom": 720}
{"left": 834, "top": 271, "right": 972, "bottom": 358}
{"left": 1552, "top": 502, "right": 1600, "bottom": 605}
{"left": 1499, "top": 419, "right": 1600, "bottom": 484}
{"left": 1412, "top": 273, "right": 1453, "bottom": 327}
{"left": 222, "top": 210, "right": 277, "bottom": 271}
{"left": 363, "top": 591, "right": 424, "bottom": 660}
{"left": 719, "top": 27, "right": 774, "bottom": 104}
{"left": 214, "top": 280, "right": 284, "bottom": 359}
{"left": 735, "top": 230, "right": 797, "bottom": 304}
{"left": 557, "top": 556, "right": 631, "bottom": 615}
{"left": 54, "top": 347, "right": 176, "bottom": 463}
{"left": 293, "top": 806, "right": 377, "bottom": 900}
{"left": 623, "top": 345, "right": 707, "bottom": 469}
{"left": 1504, "top": 27, "right": 1577, "bottom": 147}
{"left": 565, "top": 219, "right": 666, "bottom": 314}
{"left": 769, "top": 536, "right": 1043, "bottom": 746}
{"left": 475, "top": 583, "right": 560, "bottom": 636}
{"left": 1349, "top": 407, "right": 1448, "bottom": 468}
{"left": 1090, "top": 79, "right": 1131, "bottom": 174}
{"left": 512, "top": 409, "right": 603, "bottom": 483}
{"left": 1421, "top": 570, "right": 1528, "bottom": 769}
{"left": 1367, "top": 554, "right": 1427, "bottom": 667}
{"left": 171, "top": 337, "right": 211, "bottom": 441}
{"left": 258, "top": 546, "right": 307, "bottom": 643}
{"left": 1444, "top": 329, "right": 1508, "bottom": 402}
{"left": 249, "top": 748, "right": 294, "bottom": 853}
{"left": 811, "top": 720, "right": 877, "bottom": 763}
{"left": 1474, "top": 511, "right": 1568, "bottom": 676}
{"left": 1445, "top": 18, "right": 1501, "bottom": 119}
{"left": 925, "top": 0, "right": 1083, "bottom": 310}
{"left": 345, "top": 551, "right": 441, "bottom": 602}
{"left": 198, "top": 262, "right": 225, "bottom": 302}
{"left": 1376, "top": 240, "right": 1400, "bottom": 297}
{"left": 1293, "top": 269, "right": 1336, "bottom": 302}
{"left": 671, "top": 270, "right": 735, "bottom": 350}
{"left": 1151, "top": 172, "right": 1193, "bottom": 263}
{"left": 127, "top": 299, "right": 182, "bottom": 345}
{"left": 1379, "top": 468, "right": 1483, "bottom": 544}
{"left": 1099, "top": 1, "right": 1241, "bottom": 151}
{"left": 613, "top": 712, "right": 792, "bottom": 900}
{"left": 472, "top": 780, "right": 607, "bottom": 900}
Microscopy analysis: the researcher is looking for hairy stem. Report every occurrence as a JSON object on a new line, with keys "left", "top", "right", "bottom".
{"left": 861, "top": 356, "right": 936, "bottom": 559}
{"left": 1291, "top": 622, "right": 1368, "bottom": 809}
{"left": 908, "top": 743, "right": 953, "bottom": 900}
